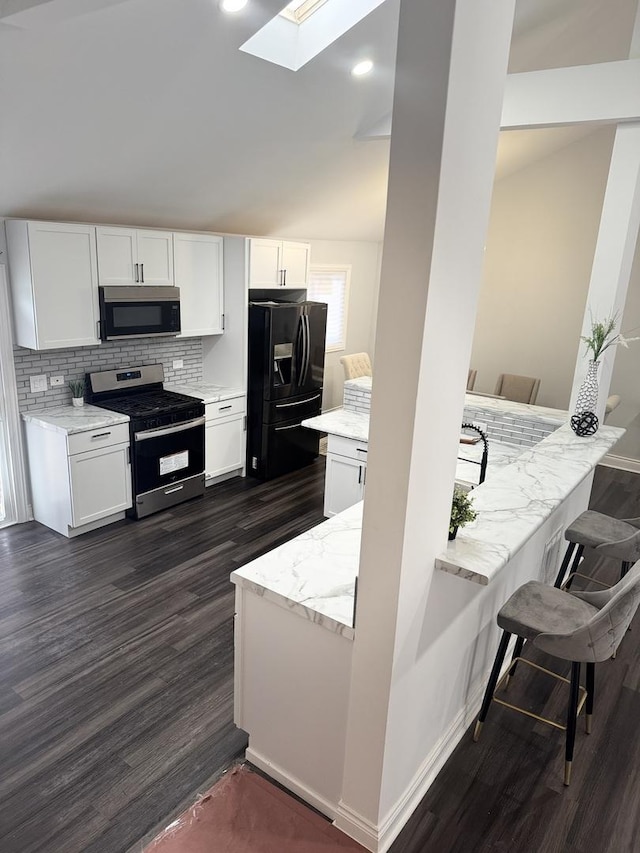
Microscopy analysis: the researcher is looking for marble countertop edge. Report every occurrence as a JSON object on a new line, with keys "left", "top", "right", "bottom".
{"left": 435, "top": 423, "right": 624, "bottom": 585}
{"left": 230, "top": 576, "right": 355, "bottom": 640}
{"left": 21, "top": 405, "right": 130, "bottom": 435}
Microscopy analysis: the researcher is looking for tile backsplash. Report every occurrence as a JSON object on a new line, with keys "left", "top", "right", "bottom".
{"left": 14, "top": 337, "right": 203, "bottom": 412}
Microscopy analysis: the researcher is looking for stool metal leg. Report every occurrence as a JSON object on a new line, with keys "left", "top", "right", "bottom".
{"left": 564, "top": 545, "right": 584, "bottom": 590}
{"left": 473, "top": 629, "right": 511, "bottom": 742}
{"left": 505, "top": 636, "right": 526, "bottom": 687}
{"left": 564, "top": 661, "right": 581, "bottom": 785}
{"left": 554, "top": 542, "right": 577, "bottom": 588}
{"left": 585, "top": 662, "right": 595, "bottom": 734}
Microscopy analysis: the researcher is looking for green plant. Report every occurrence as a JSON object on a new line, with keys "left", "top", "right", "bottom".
{"left": 581, "top": 313, "right": 640, "bottom": 361}
{"left": 450, "top": 485, "right": 477, "bottom": 535}
{"left": 68, "top": 378, "right": 85, "bottom": 398}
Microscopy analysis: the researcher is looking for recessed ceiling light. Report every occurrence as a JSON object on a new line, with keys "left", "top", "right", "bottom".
{"left": 221, "top": 0, "right": 248, "bottom": 12}
{"left": 352, "top": 59, "right": 373, "bottom": 77}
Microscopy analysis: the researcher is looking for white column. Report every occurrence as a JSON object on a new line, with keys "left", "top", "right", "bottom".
{"left": 334, "top": 1, "right": 515, "bottom": 850}
{"left": 570, "top": 7, "right": 640, "bottom": 419}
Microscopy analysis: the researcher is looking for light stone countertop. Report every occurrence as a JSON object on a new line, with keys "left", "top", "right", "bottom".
{"left": 235, "top": 419, "right": 624, "bottom": 636}
{"left": 302, "top": 408, "right": 369, "bottom": 442}
{"left": 22, "top": 404, "right": 130, "bottom": 435}
{"left": 231, "top": 501, "right": 363, "bottom": 640}
{"left": 437, "top": 423, "right": 624, "bottom": 584}
{"left": 165, "top": 381, "right": 245, "bottom": 404}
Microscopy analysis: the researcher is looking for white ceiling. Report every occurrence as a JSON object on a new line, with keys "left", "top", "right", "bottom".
{"left": 0, "top": 0, "right": 636, "bottom": 242}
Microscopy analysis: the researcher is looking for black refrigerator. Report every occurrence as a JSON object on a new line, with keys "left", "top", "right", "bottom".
{"left": 247, "top": 300, "right": 328, "bottom": 480}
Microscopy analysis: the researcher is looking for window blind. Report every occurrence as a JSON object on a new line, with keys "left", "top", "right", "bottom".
{"left": 307, "top": 266, "right": 350, "bottom": 352}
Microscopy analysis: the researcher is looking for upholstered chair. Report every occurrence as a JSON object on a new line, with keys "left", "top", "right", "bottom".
{"left": 474, "top": 561, "right": 640, "bottom": 785}
{"left": 340, "top": 352, "right": 372, "bottom": 381}
{"left": 494, "top": 373, "right": 540, "bottom": 405}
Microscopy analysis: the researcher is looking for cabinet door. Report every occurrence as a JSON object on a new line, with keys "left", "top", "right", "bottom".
{"left": 96, "top": 227, "right": 139, "bottom": 285}
{"left": 324, "top": 453, "right": 365, "bottom": 517}
{"left": 137, "top": 230, "right": 174, "bottom": 285}
{"left": 205, "top": 415, "right": 245, "bottom": 479}
{"left": 174, "top": 233, "right": 224, "bottom": 336}
{"left": 281, "top": 241, "right": 310, "bottom": 288}
{"left": 69, "top": 443, "right": 132, "bottom": 528}
{"left": 249, "top": 238, "right": 282, "bottom": 288}
{"left": 28, "top": 222, "right": 100, "bottom": 349}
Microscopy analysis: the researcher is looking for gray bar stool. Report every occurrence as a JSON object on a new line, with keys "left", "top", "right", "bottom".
{"left": 553, "top": 511, "right": 640, "bottom": 589}
{"left": 473, "top": 561, "right": 640, "bottom": 785}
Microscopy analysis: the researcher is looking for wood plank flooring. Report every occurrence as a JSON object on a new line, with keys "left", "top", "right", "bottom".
{"left": 390, "top": 465, "right": 640, "bottom": 853}
{"left": 2, "top": 462, "right": 640, "bottom": 853}
{"left": 0, "top": 461, "right": 327, "bottom": 853}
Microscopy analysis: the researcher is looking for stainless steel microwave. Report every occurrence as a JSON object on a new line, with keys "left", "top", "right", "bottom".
{"left": 98, "top": 286, "right": 181, "bottom": 341}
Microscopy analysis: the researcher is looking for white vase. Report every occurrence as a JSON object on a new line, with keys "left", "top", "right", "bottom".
{"left": 72, "top": 397, "right": 84, "bottom": 407}
{"left": 575, "top": 359, "right": 600, "bottom": 414}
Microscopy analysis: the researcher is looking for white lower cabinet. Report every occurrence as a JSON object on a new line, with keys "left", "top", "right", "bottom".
{"left": 324, "top": 435, "right": 367, "bottom": 517}
{"left": 69, "top": 443, "right": 132, "bottom": 528}
{"left": 205, "top": 396, "right": 246, "bottom": 482}
{"left": 25, "top": 420, "right": 132, "bottom": 537}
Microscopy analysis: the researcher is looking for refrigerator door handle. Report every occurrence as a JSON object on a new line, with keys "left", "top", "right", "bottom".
{"left": 300, "top": 313, "right": 310, "bottom": 385}
{"left": 295, "top": 314, "right": 304, "bottom": 384}
{"left": 275, "top": 423, "right": 303, "bottom": 432}
{"left": 275, "top": 394, "right": 321, "bottom": 408}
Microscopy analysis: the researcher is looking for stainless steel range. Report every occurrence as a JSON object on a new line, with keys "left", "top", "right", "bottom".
{"left": 86, "top": 364, "right": 205, "bottom": 518}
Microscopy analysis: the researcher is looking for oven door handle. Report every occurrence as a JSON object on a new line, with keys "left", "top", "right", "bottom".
{"left": 134, "top": 416, "right": 205, "bottom": 442}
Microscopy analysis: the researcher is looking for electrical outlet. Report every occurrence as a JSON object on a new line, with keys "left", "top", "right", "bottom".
{"left": 172, "top": 359, "right": 184, "bottom": 370}
{"left": 474, "top": 421, "right": 488, "bottom": 433}
{"left": 50, "top": 375, "right": 64, "bottom": 387}
{"left": 29, "top": 375, "right": 48, "bottom": 393}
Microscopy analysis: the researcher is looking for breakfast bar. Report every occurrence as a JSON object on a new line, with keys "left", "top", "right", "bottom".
{"left": 231, "top": 397, "right": 624, "bottom": 821}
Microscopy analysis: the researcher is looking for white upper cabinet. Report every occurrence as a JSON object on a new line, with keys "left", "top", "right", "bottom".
{"left": 136, "top": 230, "right": 174, "bottom": 285}
{"left": 248, "top": 238, "right": 310, "bottom": 289}
{"left": 281, "top": 241, "right": 310, "bottom": 288}
{"left": 6, "top": 220, "right": 100, "bottom": 351}
{"left": 95, "top": 227, "right": 138, "bottom": 285}
{"left": 96, "top": 227, "right": 174, "bottom": 286}
{"left": 174, "top": 233, "right": 224, "bottom": 337}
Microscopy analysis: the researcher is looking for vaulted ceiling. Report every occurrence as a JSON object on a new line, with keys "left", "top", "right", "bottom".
{"left": 0, "top": 0, "right": 636, "bottom": 241}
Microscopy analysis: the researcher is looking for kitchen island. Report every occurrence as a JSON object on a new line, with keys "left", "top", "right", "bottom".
{"left": 232, "top": 409, "right": 624, "bottom": 833}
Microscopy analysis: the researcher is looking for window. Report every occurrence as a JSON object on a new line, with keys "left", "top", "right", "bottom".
{"left": 279, "top": 0, "right": 328, "bottom": 24}
{"left": 307, "top": 265, "right": 350, "bottom": 352}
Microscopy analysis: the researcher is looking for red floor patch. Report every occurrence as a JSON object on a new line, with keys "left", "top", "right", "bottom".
{"left": 145, "top": 765, "right": 367, "bottom": 852}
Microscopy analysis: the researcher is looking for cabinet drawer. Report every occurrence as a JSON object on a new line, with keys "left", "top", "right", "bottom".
{"left": 67, "top": 423, "right": 130, "bottom": 456}
{"left": 206, "top": 397, "right": 246, "bottom": 422}
{"left": 327, "top": 434, "right": 368, "bottom": 460}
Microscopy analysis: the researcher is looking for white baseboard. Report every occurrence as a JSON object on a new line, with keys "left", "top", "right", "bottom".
{"left": 335, "top": 640, "right": 517, "bottom": 852}
{"left": 602, "top": 454, "right": 640, "bottom": 473}
{"left": 245, "top": 747, "right": 339, "bottom": 821}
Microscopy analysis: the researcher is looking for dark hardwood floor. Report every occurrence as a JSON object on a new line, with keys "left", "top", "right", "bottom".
{"left": 390, "top": 464, "right": 640, "bottom": 853}
{"left": 2, "top": 462, "right": 639, "bottom": 853}
{"left": 0, "top": 460, "right": 327, "bottom": 853}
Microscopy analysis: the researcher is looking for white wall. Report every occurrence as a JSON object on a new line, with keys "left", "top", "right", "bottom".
{"left": 471, "top": 126, "right": 616, "bottom": 408}
{"left": 607, "top": 235, "right": 640, "bottom": 456}
{"left": 308, "top": 240, "right": 382, "bottom": 411}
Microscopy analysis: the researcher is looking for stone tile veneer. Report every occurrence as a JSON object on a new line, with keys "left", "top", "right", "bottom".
{"left": 462, "top": 404, "right": 558, "bottom": 448}
{"left": 14, "top": 338, "right": 203, "bottom": 412}
{"left": 342, "top": 376, "right": 561, "bottom": 449}
{"left": 343, "top": 377, "right": 372, "bottom": 415}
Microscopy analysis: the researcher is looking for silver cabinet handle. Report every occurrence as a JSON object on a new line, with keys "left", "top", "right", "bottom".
{"left": 134, "top": 263, "right": 139, "bottom": 283}
{"left": 275, "top": 394, "right": 320, "bottom": 408}
{"left": 134, "top": 416, "right": 205, "bottom": 441}
{"left": 91, "top": 432, "right": 112, "bottom": 440}
{"left": 140, "top": 263, "right": 144, "bottom": 283}
{"left": 219, "top": 405, "right": 232, "bottom": 411}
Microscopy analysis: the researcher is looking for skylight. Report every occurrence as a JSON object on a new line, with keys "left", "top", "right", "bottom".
{"left": 279, "top": 0, "right": 328, "bottom": 25}
{"left": 241, "top": 0, "right": 387, "bottom": 72}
